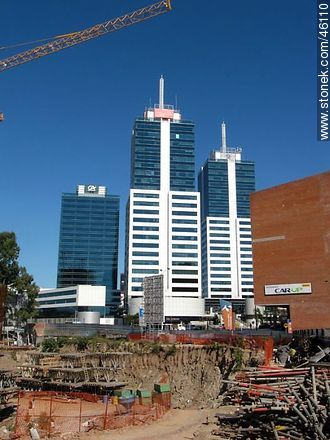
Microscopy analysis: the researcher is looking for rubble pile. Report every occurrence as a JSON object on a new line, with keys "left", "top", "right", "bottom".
{"left": 214, "top": 365, "right": 330, "bottom": 439}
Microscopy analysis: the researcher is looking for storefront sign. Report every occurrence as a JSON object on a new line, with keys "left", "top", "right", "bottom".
{"left": 264, "top": 283, "right": 312, "bottom": 295}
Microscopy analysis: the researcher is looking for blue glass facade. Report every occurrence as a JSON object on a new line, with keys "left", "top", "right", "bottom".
{"left": 131, "top": 118, "right": 195, "bottom": 191}
{"left": 198, "top": 161, "right": 229, "bottom": 219}
{"left": 236, "top": 162, "right": 255, "bottom": 217}
{"left": 57, "top": 190, "right": 120, "bottom": 310}
{"left": 170, "top": 122, "right": 195, "bottom": 191}
{"left": 198, "top": 159, "right": 255, "bottom": 219}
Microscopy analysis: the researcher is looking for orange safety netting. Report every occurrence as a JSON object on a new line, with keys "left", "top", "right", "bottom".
{"left": 15, "top": 390, "right": 171, "bottom": 438}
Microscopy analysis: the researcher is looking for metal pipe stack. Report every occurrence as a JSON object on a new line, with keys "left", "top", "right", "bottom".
{"left": 214, "top": 365, "right": 330, "bottom": 439}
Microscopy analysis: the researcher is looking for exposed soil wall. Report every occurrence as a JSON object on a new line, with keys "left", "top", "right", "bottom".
{"left": 111, "top": 345, "right": 257, "bottom": 408}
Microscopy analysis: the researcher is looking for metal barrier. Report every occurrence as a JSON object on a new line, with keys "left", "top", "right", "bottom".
{"left": 14, "top": 390, "right": 171, "bottom": 438}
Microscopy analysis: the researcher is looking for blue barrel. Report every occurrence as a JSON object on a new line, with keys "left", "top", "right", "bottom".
{"left": 119, "top": 396, "right": 135, "bottom": 410}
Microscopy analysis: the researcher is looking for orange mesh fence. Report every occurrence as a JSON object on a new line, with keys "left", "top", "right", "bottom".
{"left": 15, "top": 391, "right": 171, "bottom": 438}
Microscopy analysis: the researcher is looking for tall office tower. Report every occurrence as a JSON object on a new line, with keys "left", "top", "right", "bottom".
{"left": 198, "top": 123, "right": 255, "bottom": 310}
{"left": 57, "top": 184, "right": 120, "bottom": 313}
{"left": 125, "top": 77, "right": 203, "bottom": 319}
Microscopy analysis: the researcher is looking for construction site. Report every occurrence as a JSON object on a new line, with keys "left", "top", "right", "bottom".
{"left": 0, "top": 331, "right": 329, "bottom": 439}
{"left": 0, "top": 0, "right": 327, "bottom": 438}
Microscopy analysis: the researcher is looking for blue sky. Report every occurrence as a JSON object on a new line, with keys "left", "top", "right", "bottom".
{"left": 0, "top": 0, "right": 325, "bottom": 288}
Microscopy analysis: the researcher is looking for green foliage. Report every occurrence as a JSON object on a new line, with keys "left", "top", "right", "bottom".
{"left": 211, "top": 342, "right": 221, "bottom": 350}
{"left": 150, "top": 343, "right": 162, "bottom": 354}
{"left": 213, "top": 314, "right": 220, "bottom": 325}
{"left": 166, "top": 344, "right": 176, "bottom": 357}
{"left": 0, "top": 232, "right": 20, "bottom": 286}
{"left": 0, "top": 232, "right": 39, "bottom": 327}
{"left": 75, "top": 336, "right": 89, "bottom": 351}
{"left": 125, "top": 313, "right": 139, "bottom": 326}
{"left": 14, "top": 267, "right": 39, "bottom": 324}
{"left": 57, "top": 337, "right": 70, "bottom": 348}
{"left": 42, "top": 338, "right": 59, "bottom": 353}
{"left": 233, "top": 347, "right": 243, "bottom": 371}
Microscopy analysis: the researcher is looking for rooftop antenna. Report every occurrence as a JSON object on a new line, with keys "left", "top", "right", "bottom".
{"left": 175, "top": 94, "right": 178, "bottom": 110}
{"left": 159, "top": 75, "right": 164, "bottom": 109}
{"left": 221, "top": 121, "right": 227, "bottom": 153}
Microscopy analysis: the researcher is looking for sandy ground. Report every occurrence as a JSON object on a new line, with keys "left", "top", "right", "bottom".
{"left": 78, "top": 408, "right": 222, "bottom": 440}
{"left": 0, "top": 352, "right": 18, "bottom": 372}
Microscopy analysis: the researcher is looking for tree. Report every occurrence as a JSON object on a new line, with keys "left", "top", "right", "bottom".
{"left": 14, "top": 267, "right": 39, "bottom": 325}
{"left": 0, "top": 232, "right": 20, "bottom": 330}
{"left": 0, "top": 232, "right": 38, "bottom": 333}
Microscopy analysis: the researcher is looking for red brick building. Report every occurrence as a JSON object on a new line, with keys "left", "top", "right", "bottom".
{"left": 251, "top": 171, "right": 330, "bottom": 331}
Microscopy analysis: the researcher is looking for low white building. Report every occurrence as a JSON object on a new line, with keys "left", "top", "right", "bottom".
{"left": 36, "top": 285, "right": 106, "bottom": 324}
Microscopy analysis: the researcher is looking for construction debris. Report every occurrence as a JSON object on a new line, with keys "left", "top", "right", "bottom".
{"left": 216, "top": 365, "right": 330, "bottom": 439}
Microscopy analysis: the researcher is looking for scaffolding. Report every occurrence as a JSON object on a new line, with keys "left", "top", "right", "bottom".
{"left": 17, "top": 352, "right": 131, "bottom": 393}
{"left": 143, "top": 275, "right": 164, "bottom": 329}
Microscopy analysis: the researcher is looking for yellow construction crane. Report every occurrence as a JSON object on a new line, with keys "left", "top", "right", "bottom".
{"left": 0, "top": 0, "right": 171, "bottom": 121}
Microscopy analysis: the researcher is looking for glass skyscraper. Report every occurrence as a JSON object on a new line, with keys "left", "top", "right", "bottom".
{"left": 125, "top": 77, "right": 204, "bottom": 320}
{"left": 198, "top": 123, "right": 255, "bottom": 309}
{"left": 57, "top": 184, "right": 120, "bottom": 311}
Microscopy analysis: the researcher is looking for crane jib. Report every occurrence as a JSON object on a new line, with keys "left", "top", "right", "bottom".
{"left": 0, "top": 0, "right": 171, "bottom": 73}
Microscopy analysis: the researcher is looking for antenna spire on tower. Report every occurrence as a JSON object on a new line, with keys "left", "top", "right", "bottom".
{"left": 221, "top": 121, "right": 227, "bottom": 153}
{"left": 159, "top": 75, "right": 164, "bottom": 109}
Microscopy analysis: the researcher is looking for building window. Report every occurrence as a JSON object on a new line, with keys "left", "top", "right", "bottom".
{"left": 133, "top": 234, "right": 158, "bottom": 240}
{"left": 132, "top": 260, "right": 159, "bottom": 265}
{"left": 133, "top": 193, "right": 159, "bottom": 199}
{"left": 210, "top": 267, "right": 231, "bottom": 271}
{"left": 172, "top": 203, "right": 197, "bottom": 208}
{"left": 172, "top": 261, "right": 198, "bottom": 266}
{"left": 172, "top": 252, "right": 198, "bottom": 258}
{"left": 133, "top": 217, "right": 159, "bottom": 223}
{"left": 210, "top": 253, "right": 231, "bottom": 257}
{"left": 172, "top": 278, "right": 198, "bottom": 284}
{"left": 172, "top": 228, "right": 197, "bottom": 233}
{"left": 133, "top": 226, "right": 159, "bottom": 231}
{"left": 132, "top": 251, "right": 159, "bottom": 257}
{"left": 132, "top": 269, "right": 158, "bottom": 274}
{"left": 172, "top": 211, "right": 197, "bottom": 216}
{"left": 172, "top": 195, "right": 197, "bottom": 200}
{"left": 133, "top": 209, "right": 159, "bottom": 215}
{"left": 133, "top": 201, "right": 159, "bottom": 206}
{"left": 211, "top": 281, "right": 231, "bottom": 285}
{"left": 172, "top": 270, "right": 198, "bottom": 275}
{"left": 172, "top": 244, "right": 198, "bottom": 249}
{"left": 133, "top": 243, "right": 159, "bottom": 248}
{"left": 209, "top": 220, "right": 230, "bottom": 224}
{"left": 172, "top": 219, "right": 197, "bottom": 224}
{"left": 172, "top": 287, "right": 198, "bottom": 292}
{"left": 172, "top": 236, "right": 197, "bottom": 242}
